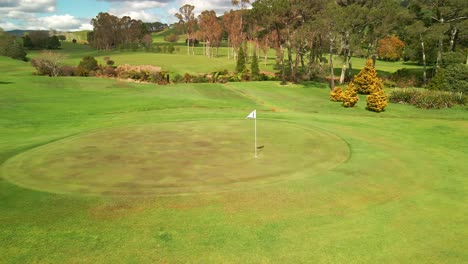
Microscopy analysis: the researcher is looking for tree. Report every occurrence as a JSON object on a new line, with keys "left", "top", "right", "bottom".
{"left": 223, "top": 10, "right": 243, "bottom": 60}
{"left": 198, "top": 10, "right": 223, "bottom": 58}
{"left": 251, "top": 50, "right": 260, "bottom": 77}
{"left": 90, "top": 12, "right": 146, "bottom": 51}
{"left": 47, "top": 35, "right": 61, "bottom": 49}
{"left": 236, "top": 45, "right": 246, "bottom": 73}
{"left": 175, "top": 4, "right": 197, "bottom": 55}
{"left": 0, "top": 29, "right": 27, "bottom": 61}
{"left": 353, "top": 59, "right": 383, "bottom": 94}
{"left": 378, "top": 35, "right": 405, "bottom": 61}
{"left": 26, "top": 31, "right": 49, "bottom": 49}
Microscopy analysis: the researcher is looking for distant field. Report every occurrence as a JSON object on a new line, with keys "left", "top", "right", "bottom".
{"left": 0, "top": 51, "right": 466, "bottom": 263}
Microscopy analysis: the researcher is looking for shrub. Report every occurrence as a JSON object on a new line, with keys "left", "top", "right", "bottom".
{"left": 427, "top": 68, "right": 449, "bottom": 91}
{"left": 444, "top": 64, "right": 468, "bottom": 93}
{"left": 411, "top": 90, "right": 453, "bottom": 109}
{"left": 164, "top": 34, "right": 179, "bottom": 43}
{"left": 342, "top": 82, "right": 359, "bottom": 108}
{"left": 31, "top": 51, "right": 66, "bottom": 76}
{"left": 389, "top": 88, "right": 418, "bottom": 104}
{"left": 366, "top": 89, "right": 388, "bottom": 112}
{"left": 76, "top": 56, "right": 98, "bottom": 76}
{"left": 389, "top": 88, "right": 466, "bottom": 109}
{"left": 330, "top": 87, "right": 344, "bottom": 102}
{"left": 172, "top": 73, "right": 184, "bottom": 83}
{"left": 59, "top": 66, "right": 76, "bottom": 76}
{"left": 353, "top": 59, "right": 383, "bottom": 94}
{"left": 389, "top": 68, "right": 422, "bottom": 88}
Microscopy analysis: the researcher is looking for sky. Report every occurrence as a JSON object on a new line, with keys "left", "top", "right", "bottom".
{"left": 0, "top": 0, "right": 238, "bottom": 31}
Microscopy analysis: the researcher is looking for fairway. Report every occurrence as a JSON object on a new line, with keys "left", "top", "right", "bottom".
{"left": 1, "top": 120, "right": 349, "bottom": 196}
{"left": 0, "top": 56, "right": 467, "bottom": 263}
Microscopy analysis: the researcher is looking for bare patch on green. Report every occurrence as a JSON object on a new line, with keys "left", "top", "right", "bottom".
{"left": 1, "top": 120, "right": 349, "bottom": 196}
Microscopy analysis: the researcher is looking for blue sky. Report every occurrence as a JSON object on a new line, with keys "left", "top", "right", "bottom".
{"left": 0, "top": 0, "right": 236, "bottom": 31}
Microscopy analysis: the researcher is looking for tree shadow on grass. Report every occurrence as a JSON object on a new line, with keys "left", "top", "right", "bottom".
{"left": 0, "top": 82, "right": 14, "bottom": 85}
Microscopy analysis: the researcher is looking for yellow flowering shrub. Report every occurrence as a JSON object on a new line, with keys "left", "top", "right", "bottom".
{"left": 330, "top": 87, "right": 344, "bottom": 102}
{"left": 366, "top": 89, "right": 388, "bottom": 112}
{"left": 353, "top": 59, "right": 383, "bottom": 94}
{"left": 342, "top": 82, "right": 359, "bottom": 108}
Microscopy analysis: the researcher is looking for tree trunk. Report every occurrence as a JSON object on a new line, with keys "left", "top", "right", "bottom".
{"left": 280, "top": 44, "right": 286, "bottom": 85}
{"left": 449, "top": 26, "right": 457, "bottom": 52}
{"left": 329, "top": 35, "right": 335, "bottom": 90}
{"left": 436, "top": 36, "right": 443, "bottom": 70}
{"left": 420, "top": 34, "right": 427, "bottom": 86}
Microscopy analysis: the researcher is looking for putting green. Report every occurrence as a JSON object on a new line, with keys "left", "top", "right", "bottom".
{"left": 1, "top": 120, "right": 349, "bottom": 196}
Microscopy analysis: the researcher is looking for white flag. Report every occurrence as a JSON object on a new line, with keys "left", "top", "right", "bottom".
{"left": 246, "top": 110, "right": 256, "bottom": 119}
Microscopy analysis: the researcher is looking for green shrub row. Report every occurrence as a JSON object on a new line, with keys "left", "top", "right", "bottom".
{"left": 389, "top": 88, "right": 466, "bottom": 109}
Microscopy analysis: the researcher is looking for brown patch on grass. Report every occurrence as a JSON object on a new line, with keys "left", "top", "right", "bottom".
{"left": 88, "top": 200, "right": 150, "bottom": 220}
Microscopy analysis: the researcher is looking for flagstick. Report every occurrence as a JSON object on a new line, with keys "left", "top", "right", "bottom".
{"left": 254, "top": 115, "right": 257, "bottom": 158}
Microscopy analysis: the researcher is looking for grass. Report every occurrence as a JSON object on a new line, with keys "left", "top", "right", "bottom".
{"left": 1, "top": 53, "right": 467, "bottom": 263}
{"left": 26, "top": 41, "right": 426, "bottom": 78}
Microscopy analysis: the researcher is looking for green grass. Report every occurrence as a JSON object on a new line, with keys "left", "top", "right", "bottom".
{"left": 26, "top": 41, "right": 425, "bottom": 77}
{"left": 1, "top": 55, "right": 467, "bottom": 263}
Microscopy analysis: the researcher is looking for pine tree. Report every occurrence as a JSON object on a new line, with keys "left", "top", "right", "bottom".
{"left": 251, "top": 50, "right": 260, "bottom": 77}
{"left": 353, "top": 59, "right": 383, "bottom": 94}
{"left": 236, "top": 46, "right": 246, "bottom": 73}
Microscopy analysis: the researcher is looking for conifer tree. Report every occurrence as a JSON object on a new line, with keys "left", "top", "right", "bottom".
{"left": 330, "top": 87, "right": 344, "bottom": 102}
{"left": 236, "top": 46, "right": 246, "bottom": 73}
{"left": 353, "top": 59, "right": 383, "bottom": 94}
{"left": 342, "top": 82, "right": 359, "bottom": 108}
{"left": 366, "top": 89, "right": 388, "bottom": 112}
{"left": 251, "top": 50, "right": 260, "bottom": 77}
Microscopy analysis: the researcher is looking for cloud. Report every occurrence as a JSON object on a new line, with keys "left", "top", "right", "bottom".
{"left": 176, "top": 0, "right": 238, "bottom": 16}
{"left": 0, "top": 0, "right": 56, "bottom": 14}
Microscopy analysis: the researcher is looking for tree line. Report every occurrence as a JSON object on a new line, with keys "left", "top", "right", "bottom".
{"left": 168, "top": 0, "right": 467, "bottom": 86}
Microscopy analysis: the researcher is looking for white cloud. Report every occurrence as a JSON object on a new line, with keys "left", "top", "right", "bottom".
{"left": 0, "top": 0, "right": 56, "bottom": 14}
{"left": 176, "top": 0, "right": 237, "bottom": 16}
{"left": 37, "top": 14, "right": 82, "bottom": 31}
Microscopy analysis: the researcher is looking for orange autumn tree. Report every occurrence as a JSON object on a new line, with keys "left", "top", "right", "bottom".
{"left": 378, "top": 35, "right": 405, "bottom": 61}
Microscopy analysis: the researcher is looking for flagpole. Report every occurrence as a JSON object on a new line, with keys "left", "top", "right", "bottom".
{"left": 254, "top": 113, "right": 257, "bottom": 158}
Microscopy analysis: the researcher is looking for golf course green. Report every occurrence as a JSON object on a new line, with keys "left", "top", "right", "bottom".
{"left": 0, "top": 54, "right": 467, "bottom": 263}
{"left": 2, "top": 120, "right": 349, "bottom": 196}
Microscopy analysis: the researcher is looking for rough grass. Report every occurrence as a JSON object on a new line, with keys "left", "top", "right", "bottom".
{"left": 0, "top": 56, "right": 467, "bottom": 263}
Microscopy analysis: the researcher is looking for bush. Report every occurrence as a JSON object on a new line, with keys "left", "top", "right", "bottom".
{"left": 330, "top": 87, "right": 344, "bottom": 102}
{"left": 427, "top": 68, "right": 449, "bottom": 91}
{"left": 342, "top": 82, "right": 359, "bottom": 108}
{"left": 389, "top": 68, "right": 423, "bottom": 88}
{"left": 389, "top": 88, "right": 466, "bottom": 109}
{"left": 76, "top": 56, "right": 98, "bottom": 76}
{"left": 353, "top": 59, "right": 383, "bottom": 94}
{"left": 444, "top": 64, "right": 468, "bottom": 93}
{"left": 388, "top": 88, "right": 418, "bottom": 104}
{"left": 59, "top": 66, "right": 76, "bottom": 76}
{"left": 172, "top": 73, "right": 184, "bottom": 83}
{"left": 366, "top": 89, "right": 388, "bottom": 112}
{"left": 164, "top": 34, "right": 179, "bottom": 43}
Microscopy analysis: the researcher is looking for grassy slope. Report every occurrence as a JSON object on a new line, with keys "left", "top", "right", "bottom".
{"left": 0, "top": 56, "right": 467, "bottom": 263}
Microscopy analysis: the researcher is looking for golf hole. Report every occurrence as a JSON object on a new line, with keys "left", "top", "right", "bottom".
{"left": 1, "top": 120, "right": 349, "bottom": 196}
